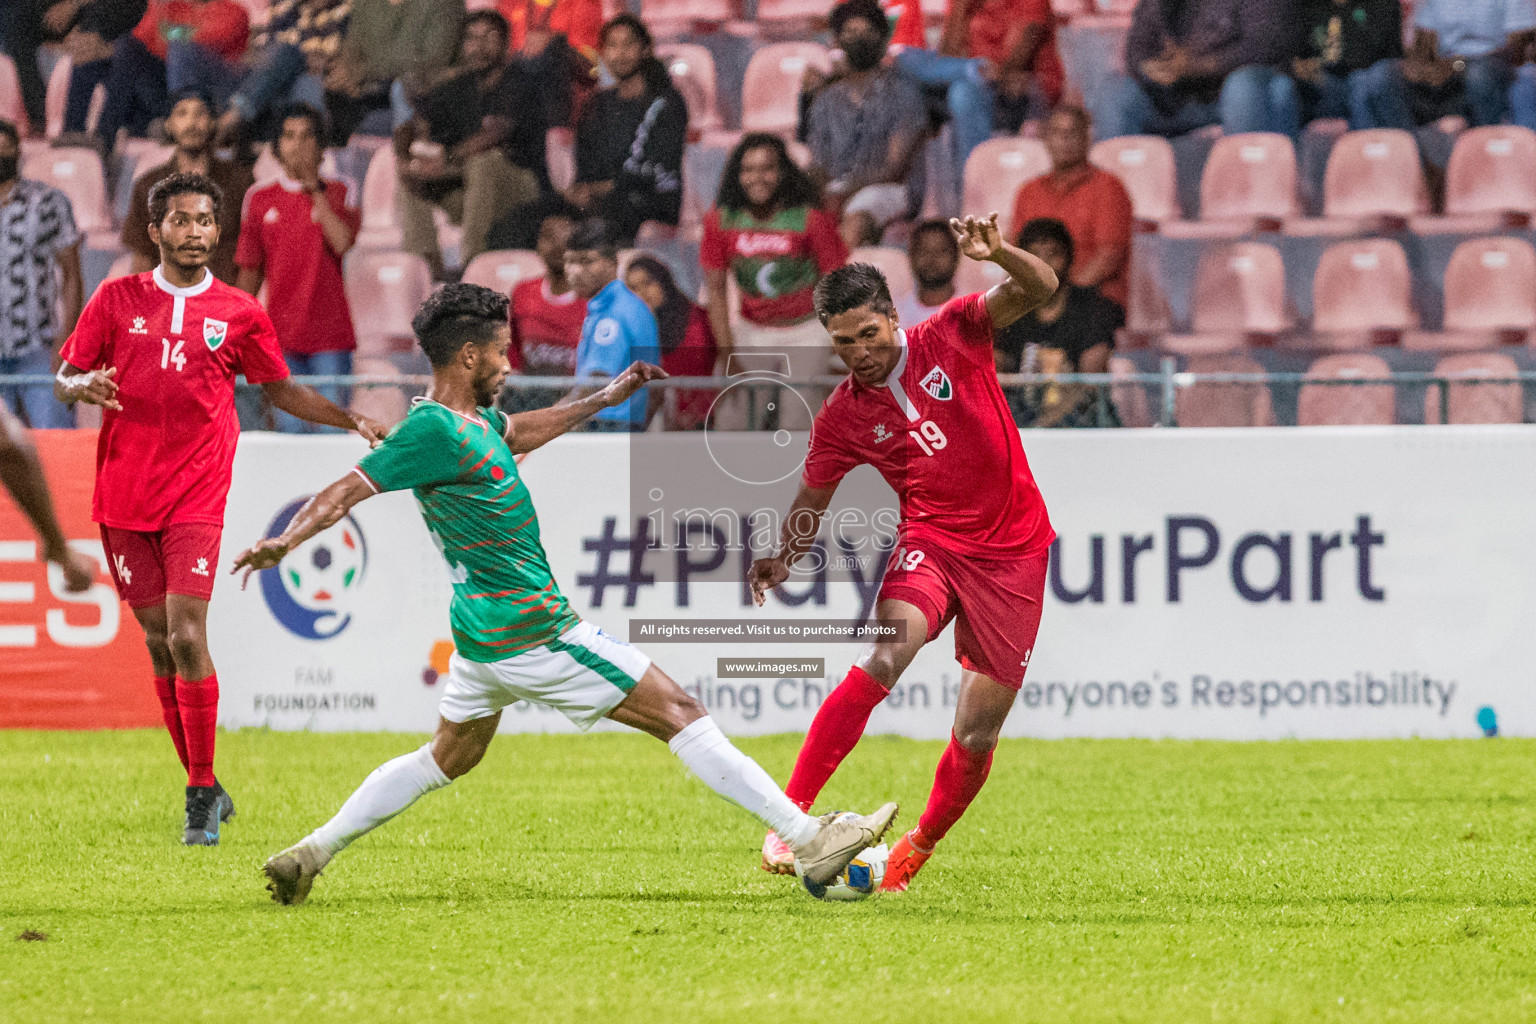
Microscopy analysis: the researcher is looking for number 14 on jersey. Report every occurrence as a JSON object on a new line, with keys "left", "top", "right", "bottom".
{"left": 161, "top": 338, "right": 186, "bottom": 372}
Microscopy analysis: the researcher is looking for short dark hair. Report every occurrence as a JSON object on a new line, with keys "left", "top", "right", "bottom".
{"left": 715, "top": 132, "right": 821, "bottom": 214}
{"left": 600, "top": 13, "right": 653, "bottom": 48}
{"left": 567, "top": 218, "right": 617, "bottom": 259}
{"left": 814, "top": 263, "right": 896, "bottom": 324}
{"left": 168, "top": 89, "right": 216, "bottom": 118}
{"left": 412, "top": 284, "right": 511, "bottom": 368}
{"left": 147, "top": 172, "right": 224, "bottom": 228}
{"left": 1017, "top": 217, "right": 1075, "bottom": 268}
{"left": 830, "top": 0, "right": 890, "bottom": 39}
{"left": 277, "top": 102, "right": 326, "bottom": 143}
{"left": 909, "top": 218, "right": 958, "bottom": 254}
{"left": 0, "top": 118, "right": 18, "bottom": 152}
{"left": 464, "top": 9, "right": 511, "bottom": 46}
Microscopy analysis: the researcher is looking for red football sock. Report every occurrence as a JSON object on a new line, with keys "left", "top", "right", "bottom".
{"left": 784, "top": 666, "right": 889, "bottom": 810}
{"left": 915, "top": 733, "right": 994, "bottom": 844}
{"left": 176, "top": 673, "right": 220, "bottom": 788}
{"left": 152, "top": 675, "right": 190, "bottom": 770}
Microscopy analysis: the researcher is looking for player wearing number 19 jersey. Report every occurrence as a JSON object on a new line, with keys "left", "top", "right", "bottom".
{"left": 748, "top": 214, "right": 1060, "bottom": 891}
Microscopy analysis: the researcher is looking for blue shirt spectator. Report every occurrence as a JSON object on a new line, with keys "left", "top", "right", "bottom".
{"left": 576, "top": 278, "right": 658, "bottom": 429}
{"left": 1415, "top": 0, "right": 1536, "bottom": 59}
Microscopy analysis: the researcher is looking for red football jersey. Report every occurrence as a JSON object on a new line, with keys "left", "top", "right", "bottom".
{"left": 802, "top": 293, "right": 1054, "bottom": 558}
{"left": 509, "top": 277, "right": 587, "bottom": 375}
{"left": 60, "top": 268, "right": 290, "bottom": 531}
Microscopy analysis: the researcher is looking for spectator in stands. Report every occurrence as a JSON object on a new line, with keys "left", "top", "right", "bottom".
{"left": 567, "top": 15, "right": 687, "bottom": 246}
{"left": 52, "top": 0, "right": 164, "bottom": 152}
{"left": 893, "top": 0, "right": 1064, "bottom": 204}
{"left": 1353, "top": 0, "right": 1536, "bottom": 131}
{"left": 327, "top": 0, "right": 466, "bottom": 141}
{"left": 1, "top": 1, "right": 47, "bottom": 131}
{"left": 700, "top": 133, "right": 846, "bottom": 417}
{"left": 995, "top": 218, "right": 1118, "bottom": 428}
{"left": 0, "top": 120, "right": 82, "bottom": 429}
{"left": 235, "top": 104, "right": 360, "bottom": 433}
{"left": 509, "top": 211, "right": 587, "bottom": 378}
{"left": 1285, "top": 0, "right": 1403, "bottom": 131}
{"left": 805, "top": 0, "right": 928, "bottom": 248}
{"left": 896, "top": 219, "right": 960, "bottom": 325}
{"left": 500, "top": 0, "right": 601, "bottom": 128}
{"left": 1009, "top": 105, "right": 1133, "bottom": 313}
{"left": 134, "top": 0, "right": 251, "bottom": 107}
{"left": 122, "top": 91, "right": 252, "bottom": 282}
{"left": 566, "top": 218, "right": 658, "bottom": 432}
{"left": 213, "top": 0, "right": 349, "bottom": 145}
{"left": 625, "top": 254, "right": 718, "bottom": 432}
{"left": 394, "top": 10, "right": 545, "bottom": 278}
{"left": 1091, "top": 0, "right": 1296, "bottom": 142}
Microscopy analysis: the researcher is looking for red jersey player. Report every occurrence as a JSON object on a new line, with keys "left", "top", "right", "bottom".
{"left": 748, "top": 213, "right": 1058, "bottom": 892}
{"left": 54, "top": 173, "right": 386, "bottom": 847}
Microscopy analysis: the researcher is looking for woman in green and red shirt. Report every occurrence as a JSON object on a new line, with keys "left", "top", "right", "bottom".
{"left": 700, "top": 133, "right": 847, "bottom": 429}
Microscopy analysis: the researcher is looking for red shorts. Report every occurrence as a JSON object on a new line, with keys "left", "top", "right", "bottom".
{"left": 879, "top": 544, "right": 1047, "bottom": 689}
{"left": 99, "top": 523, "right": 223, "bottom": 608}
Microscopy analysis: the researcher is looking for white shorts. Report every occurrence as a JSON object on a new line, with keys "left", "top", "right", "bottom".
{"left": 439, "top": 621, "right": 652, "bottom": 730}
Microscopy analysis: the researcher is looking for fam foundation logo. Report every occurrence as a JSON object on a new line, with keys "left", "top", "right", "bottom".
{"left": 258, "top": 497, "right": 369, "bottom": 640}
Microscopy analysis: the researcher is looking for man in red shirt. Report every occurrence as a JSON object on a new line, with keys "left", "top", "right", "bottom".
{"left": 236, "top": 104, "right": 361, "bottom": 432}
{"left": 508, "top": 212, "right": 587, "bottom": 379}
{"left": 135, "top": 0, "right": 252, "bottom": 107}
{"left": 1009, "top": 105, "right": 1134, "bottom": 311}
{"left": 55, "top": 173, "right": 385, "bottom": 847}
{"left": 749, "top": 213, "right": 1058, "bottom": 892}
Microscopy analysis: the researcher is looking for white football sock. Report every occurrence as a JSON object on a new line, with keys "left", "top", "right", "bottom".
{"left": 306, "top": 743, "right": 452, "bottom": 856}
{"left": 668, "top": 716, "right": 819, "bottom": 850}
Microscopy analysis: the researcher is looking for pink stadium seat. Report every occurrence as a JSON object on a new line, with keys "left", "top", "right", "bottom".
{"left": 22, "top": 147, "right": 111, "bottom": 235}
{"left": 1175, "top": 353, "right": 1275, "bottom": 427}
{"left": 658, "top": 44, "right": 723, "bottom": 134}
{"left": 1090, "top": 135, "right": 1180, "bottom": 224}
{"left": 1297, "top": 353, "right": 1396, "bottom": 425}
{"left": 1189, "top": 242, "right": 1290, "bottom": 335}
{"left": 546, "top": 128, "right": 576, "bottom": 194}
{"left": 741, "top": 43, "right": 832, "bottom": 135}
{"left": 1424, "top": 352, "right": 1524, "bottom": 424}
{"left": 953, "top": 252, "right": 1008, "bottom": 297}
{"left": 754, "top": 0, "right": 831, "bottom": 19}
{"left": 346, "top": 252, "right": 433, "bottom": 355}
{"left": 1311, "top": 239, "right": 1415, "bottom": 336}
{"left": 45, "top": 56, "right": 71, "bottom": 137}
{"left": 350, "top": 357, "right": 410, "bottom": 427}
{"left": 1442, "top": 237, "right": 1536, "bottom": 341}
{"left": 0, "top": 55, "right": 26, "bottom": 133}
{"left": 1196, "top": 132, "right": 1299, "bottom": 226}
{"left": 786, "top": 139, "right": 812, "bottom": 168}
{"left": 355, "top": 145, "right": 401, "bottom": 249}
{"left": 850, "top": 246, "right": 916, "bottom": 311}
{"left": 1158, "top": 333, "right": 1246, "bottom": 355}
{"left": 1444, "top": 126, "right": 1536, "bottom": 219}
{"left": 1322, "top": 129, "right": 1429, "bottom": 220}
{"left": 462, "top": 250, "right": 545, "bottom": 293}
{"left": 1109, "top": 356, "right": 1155, "bottom": 427}
{"left": 644, "top": 0, "right": 739, "bottom": 27}
{"left": 963, "top": 137, "right": 1050, "bottom": 222}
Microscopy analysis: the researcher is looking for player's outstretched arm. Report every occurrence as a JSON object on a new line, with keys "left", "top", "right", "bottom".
{"left": 261, "top": 379, "right": 388, "bottom": 446}
{"left": 507, "top": 360, "right": 668, "bottom": 454}
{"left": 230, "top": 472, "right": 376, "bottom": 587}
{"left": 950, "top": 212, "right": 1059, "bottom": 330}
{"left": 748, "top": 482, "right": 836, "bottom": 607}
{"left": 0, "top": 407, "right": 95, "bottom": 592}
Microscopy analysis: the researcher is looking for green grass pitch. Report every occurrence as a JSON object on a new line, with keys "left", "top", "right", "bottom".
{"left": 2, "top": 729, "right": 1534, "bottom": 1023}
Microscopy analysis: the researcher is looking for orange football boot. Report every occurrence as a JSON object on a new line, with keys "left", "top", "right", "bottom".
{"left": 880, "top": 829, "right": 934, "bottom": 892}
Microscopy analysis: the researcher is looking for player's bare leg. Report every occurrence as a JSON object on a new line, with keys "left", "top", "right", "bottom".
{"left": 760, "top": 599, "right": 928, "bottom": 873}
{"left": 883, "top": 668, "right": 1014, "bottom": 893}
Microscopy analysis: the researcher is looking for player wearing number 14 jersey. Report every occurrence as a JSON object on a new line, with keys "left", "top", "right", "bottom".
{"left": 749, "top": 214, "right": 1060, "bottom": 891}
{"left": 55, "top": 173, "right": 383, "bottom": 847}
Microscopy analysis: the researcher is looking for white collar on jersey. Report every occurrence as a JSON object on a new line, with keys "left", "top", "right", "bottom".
{"left": 874, "top": 330, "right": 910, "bottom": 390}
{"left": 875, "top": 329, "right": 919, "bottom": 422}
{"left": 152, "top": 265, "right": 213, "bottom": 298}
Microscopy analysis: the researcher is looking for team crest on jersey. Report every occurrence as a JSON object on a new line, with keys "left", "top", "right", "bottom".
{"left": 203, "top": 318, "right": 228, "bottom": 351}
{"left": 128, "top": 316, "right": 148, "bottom": 335}
{"left": 920, "top": 366, "right": 953, "bottom": 400}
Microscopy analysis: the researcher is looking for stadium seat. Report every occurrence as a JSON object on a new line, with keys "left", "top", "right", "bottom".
{"left": 103, "top": 252, "right": 135, "bottom": 282}
{"left": 1090, "top": 135, "right": 1180, "bottom": 225}
{"left": 741, "top": 43, "right": 832, "bottom": 135}
{"left": 754, "top": 0, "right": 832, "bottom": 19}
{"left": 1443, "top": 126, "right": 1536, "bottom": 223}
{"left": 1297, "top": 353, "right": 1396, "bottom": 425}
{"left": 1190, "top": 132, "right": 1299, "bottom": 232}
{"left": 1188, "top": 242, "right": 1290, "bottom": 336}
{"left": 22, "top": 147, "right": 111, "bottom": 237}
{"left": 461, "top": 250, "right": 545, "bottom": 293}
{"left": 1109, "top": 355, "right": 1155, "bottom": 427}
{"left": 1321, "top": 129, "right": 1430, "bottom": 220}
{"left": 43, "top": 56, "right": 102, "bottom": 138}
{"left": 1423, "top": 352, "right": 1524, "bottom": 424}
{"left": 350, "top": 357, "right": 410, "bottom": 426}
{"left": 0, "top": 55, "right": 25, "bottom": 133}
{"left": 1311, "top": 239, "right": 1415, "bottom": 341}
{"left": 1441, "top": 236, "right": 1536, "bottom": 342}
{"left": 355, "top": 145, "right": 401, "bottom": 249}
{"left": 850, "top": 246, "right": 915, "bottom": 311}
{"left": 953, "top": 252, "right": 1009, "bottom": 297}
{"left": 1123, "top": 248, "right": 1172, "bottom": 337}
{"left": 547, "top": 128, "right": 576, "bottom": 194}
{"left": 657, "top": 44, "right": 723, "bottom": 134}
{"left": 643, "top": 0, "right": 739, "bottom": 23}
{"left": 346, "top": 252, "right": 433, "bottom": 355}
{"left": 1174, "top": 353, "right": 1275, "bottom": 427}
{"left": 962, "top": 137, "right": 1050, "bottom": 222}
{"left": 786, "top": 139, "right": 812, "bottom": 168}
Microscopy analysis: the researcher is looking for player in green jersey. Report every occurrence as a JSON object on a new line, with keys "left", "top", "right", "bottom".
{"left": 233, "top": 284, "right": 896, "bottom": 905}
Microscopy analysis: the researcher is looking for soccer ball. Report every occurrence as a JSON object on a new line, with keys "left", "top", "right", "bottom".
{"left": 797, "top": 815, "right": 888, "bottom": 901}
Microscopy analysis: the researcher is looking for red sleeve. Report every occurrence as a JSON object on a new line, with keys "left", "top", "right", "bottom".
{"left": 134, "top": 4, "right": 168, "bottom": 60}
{"left": 195, "top": 2, "right": 251, "bottom": 62}
{"left": 807, "top": 208, "right": 849, "bottom": 274}
{"left": 552, "top": 0, "right": 604, "bottom": 55}
{"left": 801, "top": 395, "right": 860, "bottom": 491}
{"left": 1093, "top": 172, "right": 1134, "bottom": 252}
{"left": 506, "top": 282, "right": 527, "bottom": 372}
{"left": 1015, "top": 0, "right": 1052, "bottom": 27}
{"left": 1009, "top": 178, "right": 1040, "bottom": 241}
{"left": 924, "top": 293, "right": 994, "bottom": 367}
{"left": 890, "top": 0, "right": 925, "bottom": 47}
{"left": 233, "top": 190, "right": 263, "bottom": 271}
{"left": 698, "top": 209, "right": 728, "bottom": 271}
{"left": 236, "top": 304, "right": 290, "bottom": 383}
{"left": 60, "top": 285, "right": 114, "bottom": 370}
{"left": 329, "top": 180, "right": 362, "bottom": 233}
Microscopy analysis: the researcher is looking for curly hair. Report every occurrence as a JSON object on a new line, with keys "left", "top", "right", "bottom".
{"left": 147, "top": 172, "right": 223, "bottom": 229}
{"left": 714, "top": 133, "right": 821, "bottom": 215}
{"left": 412, "top": 283, "right": 511, "bottom": 368}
